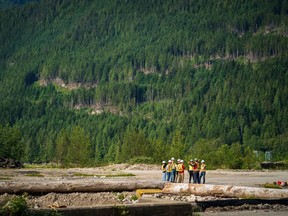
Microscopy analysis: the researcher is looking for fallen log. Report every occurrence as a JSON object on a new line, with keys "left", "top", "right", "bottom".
{"left": 0, "top": 180, "right": 164, "bottom": 194}
{"left": 162, "top": 183, "right": 288, "bottom": 199}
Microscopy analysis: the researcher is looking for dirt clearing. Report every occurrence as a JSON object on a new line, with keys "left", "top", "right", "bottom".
{"left": 1, "top": 164, "right": 288, "bottom": 213}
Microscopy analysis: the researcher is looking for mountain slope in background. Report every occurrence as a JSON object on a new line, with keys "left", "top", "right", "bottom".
{"left": 0, "top": 0, "right": 38, "bottom": 9}
{"left": 0, "top": 0, "right": 287, "bottom": 166}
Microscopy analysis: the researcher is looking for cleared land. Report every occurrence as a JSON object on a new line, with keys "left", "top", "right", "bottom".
{"left": 2, "top": 164, "right": 287, "bottom": 184}
{"left": 1, "top": 164, "right": 288, "bottom": 214}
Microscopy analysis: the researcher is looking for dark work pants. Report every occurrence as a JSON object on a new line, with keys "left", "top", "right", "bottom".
{"left": 188, "top": 170, "right": 194, "bottom": 183}
{"left": 193, "top": 171, "right": 200, "bottom": 184}
{"left": 200, "top": 171, "right": 206, "bottom": 184}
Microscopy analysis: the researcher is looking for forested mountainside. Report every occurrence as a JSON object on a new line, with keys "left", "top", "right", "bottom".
{"left": 0, "top": 0, "right": 287, "bottom": 168}
{"left": 0, "top": 0, "right": 38, "bottom": 9}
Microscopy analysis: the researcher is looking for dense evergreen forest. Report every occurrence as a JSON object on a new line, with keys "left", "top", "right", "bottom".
{"left": 0, "top": 0, "right": 38, "bottom": 9}
{"left": 0, "top": 0, "right": 287, "bottom": 168}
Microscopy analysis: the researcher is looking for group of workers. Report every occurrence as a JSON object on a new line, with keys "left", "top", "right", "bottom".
{"left": 161, "top": 157, "right": 206, "bottom": 184}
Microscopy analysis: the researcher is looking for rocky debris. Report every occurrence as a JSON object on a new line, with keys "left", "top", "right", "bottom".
{"left": 24, "top": 192, "right": 137, "bottom": 208}
{"left": 1, "top": 191, "right": 288, "bottom": 214}
{"left": 102, "top": 163, "right": 159, "bottom": 171}
{"left": 0, "top": 192, "right": 139, "bottom": 209}
{"left": 0, "top": 157, "right": 22, "bottom": 168}
{"left": 154, "top": 193, "right": 233, "bottom": 203}
{"left": 0, "top": 193, "right": 16, "bottom": 206}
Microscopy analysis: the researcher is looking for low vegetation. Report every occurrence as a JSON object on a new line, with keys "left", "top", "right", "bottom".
{"left": 0, "top": 177, "right": 12, "bottom": 181}
{"left": 25, "top": 173, "right": 44, "bottom": 177}
{"left": 105, "top": 173, "right": 135, "bottom": 178}
{"left": 0, "top": 195, "right": 28, "bottom": 216}
{"left": 263, "top": 183, "right": 282, "bottom": 189}
{"left": 73, "top": 172, "right": 135, "bottom": 178}
{"left": 72, "top": 172, "right": 94, "bottom": 177}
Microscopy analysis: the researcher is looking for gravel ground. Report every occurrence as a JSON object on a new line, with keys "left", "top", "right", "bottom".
{"left": 1, "top": 164, "right": 288, "bottom": 214}
{"left": 1, "top": 164, "right": 288, "bottom": 187}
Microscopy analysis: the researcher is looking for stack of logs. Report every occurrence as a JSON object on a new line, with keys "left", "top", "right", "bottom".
{"left": 0, "top": 157, "right": 22, "bottom": 168}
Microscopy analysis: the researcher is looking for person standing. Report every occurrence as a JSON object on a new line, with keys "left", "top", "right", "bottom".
{"left": 161, "top": 161, "right": 167, "bottom": 181}
{"left": 178, "top": 160, "right": 185, "bottom": 183}
{"left": 193, "top": 158, "right": 200, "bottom": 184}
{"left": 166, "top": 160, "right": 172, "bottom": 181}
{"left": 200, "top": 160, "right": 206, "bottom": 184}
{"left": 174, "top": 159, "right": 180, "bottom": 182}
{"left": 188, "top": 159, "right": 194, "bottom": 183}
{"left": 171, "top": 157, "right": 176, "bottom": 182}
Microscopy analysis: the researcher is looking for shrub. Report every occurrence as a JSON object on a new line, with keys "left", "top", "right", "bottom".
{"left": 128, "top": 156, "right": 154, "bottom": 164}
{"left": 0, "top": 195, "right": 28, "bottom": 216}
{"left": 263, "top": 183, "right": 282, "bottom": 189}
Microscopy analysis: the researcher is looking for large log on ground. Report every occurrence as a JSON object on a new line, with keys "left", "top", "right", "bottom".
{"left": 162, "top": 183, "right": 288, "bottom": 199}
{"left": 0, "top": 180, "right": 164, "bottom": 194}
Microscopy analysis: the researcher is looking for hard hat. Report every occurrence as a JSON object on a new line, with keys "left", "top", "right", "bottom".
{"left": 195, "top": 158, "right": 198, "bottom": 161}
{"left": 180, "top": 160, "right": 184, "bottom": 163}
{"left": 171, "top": 157, "right": 175, "bottom": 160}
{"left": 201, "top": 160, "right": 205, "bottom": 163}
{"left": 190, "top": 159, "right": 194, "bottom": 162}
{"left": 177, "top": 159, "right": 180, "bottom": 162}
{"left": 168, "top": 160, "right": 172, "bottom": 163}
{"left": 162, "top": 161, "right": 166, "bottom": 163}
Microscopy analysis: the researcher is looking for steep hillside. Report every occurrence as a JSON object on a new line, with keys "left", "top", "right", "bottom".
{"left": 0, "top": 0, "right": 38, "bottom": 9}
{"left": 0, "top": 0, "right": 287, "bottom": 167}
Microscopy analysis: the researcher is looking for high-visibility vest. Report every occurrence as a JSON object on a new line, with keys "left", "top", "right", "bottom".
{"left": 200, "top": 164, "right": 206, "bottom": 172}
{"left": 178, "top": 164, "right": 183, "bottom": 172}
{"left": 189, "top": 164, "right": 193, "bottom": 171}
{"left": 166, "top": 164, "right": 172, "bottom": 172}
{"left": 193, "top": 162, "right": 199, "bottom": 172}
{"left": 162, "top": 164, "right": 166, "bottom": 172}
{"left": 176, "top": 163, "right": 179, "bottom": 171}
{"left": 171, "top": 162, "right": 176, "bottom": 170}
